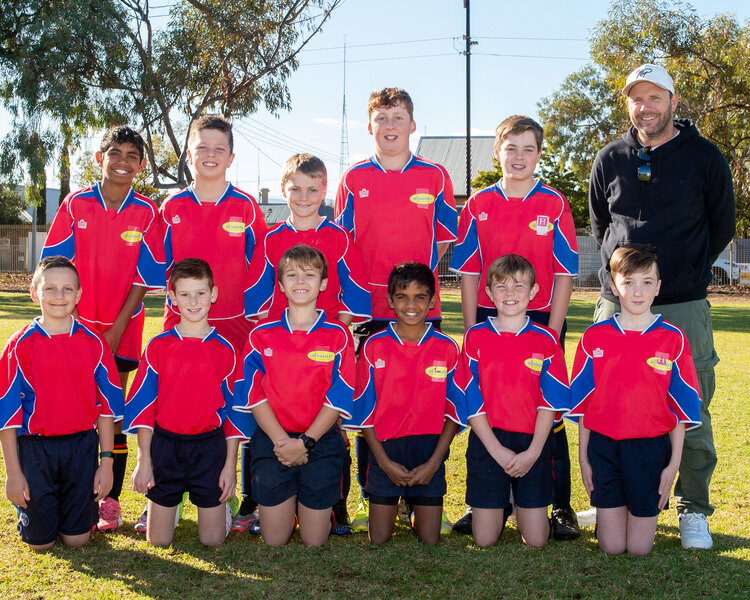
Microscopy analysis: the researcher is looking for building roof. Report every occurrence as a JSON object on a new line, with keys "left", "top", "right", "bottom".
{"left": 415, "top": 136, "right": 496, "bottom": 197}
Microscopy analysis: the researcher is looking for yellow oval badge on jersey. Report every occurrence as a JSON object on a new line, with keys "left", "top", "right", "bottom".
{"left": 410, "top": 193, "right": 435, "bottom": 205}
{"left": 425, "top": 365, "right": 448, "bottom": 379}
{"left": 647, "top": 356, "right": 673, "bottom": 372}
{"left": 222, "top": 221, "right": 245, "bottom": 234}
{"left": 308, "top": 350, "right": 335, "bottom": 363}
{"left": 120, "top": 230, "right": 143, "bottom": 243}
{"left": 524, "top": 357, "right": 543, "bottom": 372}
{"left": 528, "top": 221, "right": 554, "bottom": 233}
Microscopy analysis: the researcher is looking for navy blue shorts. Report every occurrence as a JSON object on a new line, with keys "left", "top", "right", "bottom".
{"left": 365, "top": 434, "right": 447, "bottom": 505}
{"left": 588, "top": 431, "right": 671, "bottom": 518}
{"left": 16, "top": 430, "right": 99, "bottom": 545}
{"left": 250, "top": 426, "right": 346, "bottom": 510}
{"left": 466, "top": 428, "right": 554, "bottom": 509}
{"left": 148, "top": 425, "right": 226, "bottom": 509}
{"left": 114, "top": 355, "right": 139, "bottom": 373}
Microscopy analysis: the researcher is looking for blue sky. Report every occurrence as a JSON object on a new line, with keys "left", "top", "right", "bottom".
{"left": 2, "top": 0, "right": 748, "bottom": 200}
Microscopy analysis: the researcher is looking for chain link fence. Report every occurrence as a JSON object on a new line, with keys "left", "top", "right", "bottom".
{"left": 437, "top": 237, "right": 750, "bottom": 288}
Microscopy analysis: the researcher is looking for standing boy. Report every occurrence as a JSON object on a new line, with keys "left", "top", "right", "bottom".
{"left": 243, "top": 153, "right": 370, "bottom": 534}
{"left": 161, "top": 115, "right": 267, "bottom": 352}
{"left": 462, "top": 254, "right": 570, "bottom": 547}
{"left": 42, "top": 126, "right": 165, "bottom": 531}
{"left": 234, "top": 245, "right": 355, "bottom": 547}
{"left": 450, "top": 115, "right": 579, "bottom": 539}
{"left": 345, "top": 262, "right": 465, "bottom": 545}
{"left": 154, "top": 115, "right": 266, "bottom": 532}
{"left": 335, "top": 87, "right": 458, "bottom": 530}
{"left": 125, "top": 258, "right": 244, "bottom": 547}
{"left": 0, "top": 257, "right": 123, "bottom": 550}
{"left": 570, "top": 247, "right": 701, "bottom": 555}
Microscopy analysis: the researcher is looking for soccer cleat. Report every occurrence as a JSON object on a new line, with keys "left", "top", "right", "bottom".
{"left": 231, "top": 508, "right": 260, "bottom": 533}
{"left": 551, "top": 506, "right": 580, "bottom": 541}
{"left": 679, "top": 513, "right": 713, "bottom": 549}
{"left": 228, "top": 495, "right": 240, "bottom": 518}
{"left": 397, "top": 498, "right": 411, "bottom": 524}
{"left": 225, "top": 502, "right": 233, "bottom": 537}
{"left": 440, "top": 511, "right": 453, "bottom": 535}
{"left": 134, "top": 506, "right": 148, "bottom": 534}
{"left": 576, "top": 507, "right": 597, "bottom": 527}
{"left": 452, "top": 507, "right": 473, "bottom": 535}
{"left": 96, "top": 497, "right": 123, "bottom": 532}
{"left": 351, "top": 499, "right": 369, "bottom": 532}
{"left": 331, "top": 505, "right": 353, "bottom": 535}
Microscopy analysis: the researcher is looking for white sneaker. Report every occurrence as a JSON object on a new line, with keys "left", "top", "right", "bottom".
{"left": 679, "top": 513, "right": 713, "bottom": 549}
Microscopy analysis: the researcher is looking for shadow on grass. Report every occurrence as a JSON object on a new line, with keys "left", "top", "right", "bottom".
{"left": 709, "top": 305, "right": 750, "bottom": 333}
{"left": 47, "top": 520, "right": 750, "bottom": 599}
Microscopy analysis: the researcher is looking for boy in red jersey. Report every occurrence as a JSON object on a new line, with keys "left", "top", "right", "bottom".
{"left": 242, "top": 153, "right": 371, "bottom": 534}
{"left": 125, "top": 258, "right": 244, "bottom": 547}
{"left": 234, "top": 245, "right": 355, "bottom": 547}
{"left": 450, "top": 115, "right": 579, "bottom": 539}
{"left": 0, "top": 257, "right": 123, "bottom": 550}
{"left": 161, "top": 115, "right": 267, "bottom": 352}
{"left": 335, "top": 87, "right": 458, "bottom": 530}
{"left": 151, "top": 115, "right": 266, "bottom": 532}
{"left": 42, "top": 126, "right": 164, "bottom": 532}
{"left": 462, "top": 254, "right": 570, "bottom": 547}
{"left": 570, "top": 247, "right": 701, "bottom": 555}
{"left": 345, "top": 262, "right": 465, "bottom": 545}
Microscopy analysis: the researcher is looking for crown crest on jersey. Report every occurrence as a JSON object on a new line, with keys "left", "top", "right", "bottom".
{"left": 593, "top": 348, "right": 604, "bottom": 358}
{"left": 359, "top": 188, "right": 369, "bottom": 198}
{"left": 264, "top": 347, "right": 273, "bottom": 357}
{"left": 77, "top": 219, "right": 87, "bottom": 229}
{"left": 375, "top": 358, "right": 386, "bottom": 369}
{"left": 478, "top": 212, "right": 488, "bottom": 221}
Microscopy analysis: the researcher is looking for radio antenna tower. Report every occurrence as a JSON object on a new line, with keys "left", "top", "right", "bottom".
{"left": 339, "top": 38, "right": 350, "bottom": 178}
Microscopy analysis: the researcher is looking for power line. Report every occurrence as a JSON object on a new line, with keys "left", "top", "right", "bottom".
{"left": 304, "top": 52, "right": 456, "bottom": 66}
{"left": 475, "top": 52, "right": 589, "bottom": 61}
{"left": 243, "top": 118, "right": 339, "bottom": 161}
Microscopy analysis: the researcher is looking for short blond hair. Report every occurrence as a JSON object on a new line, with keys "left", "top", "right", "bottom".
{"left": 281, "top": 153, "right": 327, "bottom": 187}
{"left": 32, "top": 256, "right": 80, "bottom": 289}
{"left": 486, "top": 253, "right": 536, "bottom": 288}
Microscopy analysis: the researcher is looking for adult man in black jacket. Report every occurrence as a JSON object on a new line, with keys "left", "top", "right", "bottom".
{"left": 589, "top": 63, "right": 735, "bottom": 550}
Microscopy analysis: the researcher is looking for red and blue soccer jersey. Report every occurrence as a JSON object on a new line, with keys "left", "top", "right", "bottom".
{"left": 234, "top": 310, "right": 354, "bottom": 435}
{"left": 345, "top": 323, "right": 466, "bottom": 441}
{"left": 569, "top": 315, "right": 702, "bottom": 440}
{"left": 123, "top": 328, "right": 246, "bottom": 438}
{"left": 42, "top": 184, "right": 165, "bottom": 361}
{"left": 462, "top": 317, "right": 570, "bottom": 434}
{"left": 0, "top": 318, "right": 123, "bottom": 437}
{"left": 161, "top": 183, "right": 267, "bottom": 348}
{"left": 244, "top": 217, "right": 371, "bottom": 321}
{"left": 450, "top": 180, "right": 578, "bottom": 311}
{"left": 335, "top": 155, "right": 458, "bottom": 320}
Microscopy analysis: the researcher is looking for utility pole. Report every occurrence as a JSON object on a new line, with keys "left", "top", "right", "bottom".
{"left": 339, "top": 38, "right": 350, "bottom": 184}
{"left": 463, "top": 1, "right": 477, "bottom": 199}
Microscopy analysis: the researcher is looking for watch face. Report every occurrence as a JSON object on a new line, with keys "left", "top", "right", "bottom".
{"left": 302, "top": 435, "right": 316, "bottom": 450}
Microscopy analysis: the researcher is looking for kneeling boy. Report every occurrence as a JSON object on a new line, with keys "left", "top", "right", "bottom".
{"left": 125, "top": 258, "right": 243, "bottom": 547}
{"left": 462, "top": 254, "right": 570, "bottom": 547}
{"left": 346, "top": 262, "right": 465, "bottom": 545}
{"left": 234, "top": 245, "right": 354, "bottom": 547}
{"left": 570, "top": 247, "right": 701, "bottom": 555}
{"left": 0, "top": 256, "right": 123, "bottom": 550}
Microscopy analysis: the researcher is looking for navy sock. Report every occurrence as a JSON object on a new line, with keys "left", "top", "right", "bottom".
{"left": 109, "top": 433, "right": 128, "bottom": 502}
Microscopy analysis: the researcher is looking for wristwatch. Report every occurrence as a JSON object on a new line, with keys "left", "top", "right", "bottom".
{"left": 99, "top": 451, "right": 115, "bottom": 459}
{"left": 299, "top": 433, "right": 316, "bottom": 451}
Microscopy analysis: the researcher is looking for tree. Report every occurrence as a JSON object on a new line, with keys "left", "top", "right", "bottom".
{"left": 471, "top": 153, "right": 590, "bottom": 229}
{"left": 0, "top": 185, "right": 27, "bottom": 225}
{"left": 537, "top": 0, "right": 750, "bottom": 234}
{"left": 1, "top": 1, "right": 341, "bottom": 194}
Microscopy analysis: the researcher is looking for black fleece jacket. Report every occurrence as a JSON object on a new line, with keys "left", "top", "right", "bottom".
{"left": 589, "top": 119, "right": 736, "bottom": 305}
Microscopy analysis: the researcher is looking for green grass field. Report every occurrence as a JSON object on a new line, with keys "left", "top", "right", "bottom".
{"left": 0, "top": 290, "right": 749, "bottom": 599}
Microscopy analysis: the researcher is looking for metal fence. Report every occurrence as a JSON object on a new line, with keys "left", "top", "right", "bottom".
{"left": 0, "top": 224, "right": 49, "bottom": 273}
{"left": 437, "top": 237, "right": 750, "bottom": 288}
{"left": 2, "top": 225, "right": 749, "bottom": 288}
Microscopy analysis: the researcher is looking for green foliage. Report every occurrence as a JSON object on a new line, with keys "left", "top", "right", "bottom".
{"left": 0, "top": 1, "right": 341, "bottom": 192}
{"left": 0, "top": 185, "right": 26, "bottom": 224}
{"left": 537, "top": 0, "right": 750, "bottom": 235}
{"left": 471, "top": 153, "right": 590, "bottom": 229}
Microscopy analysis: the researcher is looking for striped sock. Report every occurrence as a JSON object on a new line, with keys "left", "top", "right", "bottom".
{"left": 109, "top": 433, "right": 128, "bottom": 502}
